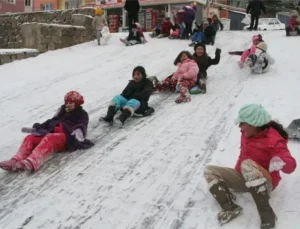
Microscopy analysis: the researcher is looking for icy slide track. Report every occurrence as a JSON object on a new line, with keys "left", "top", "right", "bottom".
{"left": 0, "top": 31, "right": 299, "bottom": 229}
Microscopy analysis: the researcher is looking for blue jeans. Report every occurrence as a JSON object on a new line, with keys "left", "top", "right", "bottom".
{"left": 112, "top": 95, "right": 140, "bottom": 113}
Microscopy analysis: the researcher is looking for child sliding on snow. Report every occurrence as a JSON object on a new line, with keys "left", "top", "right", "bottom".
{"left": 190, "top": 43, "right": 221, "bottom": 94}
{"left": 229, "top": 34, "right": 264, "bottom": 68}
{"left": 0, "top": 91, "right": 94, "bottom": 172}
{"left": 204, "top": 104, "right": 296, "bottom": 229}
{"left": 100, "top": 66, "right": 154, "bottom": 126}
{"left": 154, "top": 51, "right": 199, "bottom": 103}
{"left": 121, "top": 24, "right": 142, "bottom": 46}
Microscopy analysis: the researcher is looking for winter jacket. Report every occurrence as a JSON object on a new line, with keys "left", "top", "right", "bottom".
{"left": 121, "top": 78, "right": 153, "bottom": 114}
{"left": 235, "top": 127, "right": 296, "bottom": 190}
{"left": 161, "top": 20, "right": 173, "bottom": 36}
{"left": 92, "top": 15, "right": 107, "bottom": 31}
{"left": 124, "top": 0, "right": 140, "bottom": 14}
{"left": 211, "top": 20, "right": 224, "bottom": 31}
{"left": 183, "top": 6, "right": 195, "bottom": 24}
{"left": 247, "top": 45, "right": 275, "bottom": 74}
{"left": 127, "top": 30, "right": 142, "bottom": 43}
{"left": 246, "top": 0, "right": 266, "bottom": 16}
{"left": 172, "top": 59, "right": 199, "bottom": 83}
{"left": 288, "top": 17, "right": 299, "bottom": 30}
{"left": 193, "top": 48, "right": 220, "bottom": 77}
{"left": 176, "top": 10, "right": 185, "bottom": 24}
{"left": 33, "top": 105, "right": 94, "bottom": 152}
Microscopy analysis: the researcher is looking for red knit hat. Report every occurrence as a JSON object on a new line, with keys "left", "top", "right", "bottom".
{"left": 64, "top": 91, "right": 84, "bottom": 105}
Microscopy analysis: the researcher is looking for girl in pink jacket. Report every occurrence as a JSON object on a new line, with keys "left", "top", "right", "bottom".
{"left": 229, "top": 34, "right": 265, "bottom": 68}
{"left": 154, "top": 51, "right": 199, "bottom": 103}
{"left": 204, "top": 104, "right": 296, "bottom": 229}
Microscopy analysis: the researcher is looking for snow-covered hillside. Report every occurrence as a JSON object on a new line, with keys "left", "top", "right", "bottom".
{"left": 0, "top": 31, "right": 299, "bottom": 229}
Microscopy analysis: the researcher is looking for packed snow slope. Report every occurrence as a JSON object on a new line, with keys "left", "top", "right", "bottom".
{"left": 0, "top": 31, "right": 299, "bottom": 229}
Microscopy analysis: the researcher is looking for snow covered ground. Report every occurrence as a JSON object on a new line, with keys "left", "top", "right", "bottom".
{"left": 0, "top": 31, "right": 299, "bottom": 229}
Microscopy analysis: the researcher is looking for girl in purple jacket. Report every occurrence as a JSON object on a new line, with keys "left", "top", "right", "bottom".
{"left": 0, "top": 91, "right": 94, "bottom": 172}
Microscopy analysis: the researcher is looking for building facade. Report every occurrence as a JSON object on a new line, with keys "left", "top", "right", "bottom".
{"left": 0, "top": 0, "right": 26, "bottom": 14}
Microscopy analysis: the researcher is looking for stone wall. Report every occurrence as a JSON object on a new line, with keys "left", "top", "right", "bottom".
{"left": 0, "top": 8, "right": 95, "bottom": 49}
{"left": 21, "top": 23, "right": 89, "bottom": 52}
{"left": 0, "top": 50, "right": 39, "bottom": 65}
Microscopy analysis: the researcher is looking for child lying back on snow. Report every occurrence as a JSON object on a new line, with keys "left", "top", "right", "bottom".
{"left": 245, "top": 42, "right": 275, "bottom": 74}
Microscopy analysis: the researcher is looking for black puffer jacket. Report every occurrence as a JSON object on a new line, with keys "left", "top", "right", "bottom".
{"left": 124, "top": 0, "right": 140, "bottom": 14}
{"left": 246, "top": 0, "right": 266, "bottom": 16}
{"left": 121, "top": 77, "right": 153, "bottom": 114}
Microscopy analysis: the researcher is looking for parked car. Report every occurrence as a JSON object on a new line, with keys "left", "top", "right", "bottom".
{"left": 243, "top": 18, "right": 285, "bottom": 31}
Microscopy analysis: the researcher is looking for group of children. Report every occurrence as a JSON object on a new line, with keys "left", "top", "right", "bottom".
{"left": 0, "top": 13, "right": 293, "bottom": 229}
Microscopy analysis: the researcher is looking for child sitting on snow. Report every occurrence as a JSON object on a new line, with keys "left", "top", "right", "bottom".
{"left": 0, "top": 91, "right": 94, "bottom": 172}
{"left": 154, "top": 51, "right": 199, "bottom": 103}
{"left": 150, "top": 18, "right": 173, "bottom": 38}
{"left": 245, "top": 42, "right": 275, "bottom": 74}
{"left": 135, "top": 23, "right": 147, "bottom": 43}
{"left": 100, "top": 66, "right": 154, "bottom": 126}
{"left": 190, "top": 43, "right": 221, "bottom": 94}
{"left": 228, "top": 34, "right": 264, "bottom": 68}
{"left": 120, "top": 24, "right": 142, "bottom": 46}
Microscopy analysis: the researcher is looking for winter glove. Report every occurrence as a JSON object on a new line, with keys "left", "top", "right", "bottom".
{"left": 32, "top": 123, "right": 42, "bottom": 129}
{"left": 215, "top": 48, "right": 221, "bottom": 55}
{"left": 269, "top": 156, "right": 286, "bottom": 173}
{"left": 71, "top": 129, "right": 85, "bottom": 142}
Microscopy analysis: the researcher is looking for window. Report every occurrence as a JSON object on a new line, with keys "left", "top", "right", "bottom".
{"left": 65, "top": 0, "right": 83, "bottom": 9}
{"left": 41, "top": 3, "right": 53, "bottom": 11}
{"left": 25, "top": 0, "right": 31, "bottom": 6}
{"left": 6, "top": 0, "right": 15, "bottom": 4}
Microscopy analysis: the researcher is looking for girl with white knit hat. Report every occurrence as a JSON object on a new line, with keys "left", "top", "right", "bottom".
{"left": 203, "top": 104, "right": 296, "bottom": 229}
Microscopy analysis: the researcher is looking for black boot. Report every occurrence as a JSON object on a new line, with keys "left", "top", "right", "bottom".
{"left": 99, "top": 106, "right": 117, "bottom": 124}
{"left": 209, "top": 180, "right": 243, "bottom": 225}
{"left": 250, "top": 184, "right": 276, "bottom": 229}
{"left": 115, "top": 109, "right": 132, "bottom": 127}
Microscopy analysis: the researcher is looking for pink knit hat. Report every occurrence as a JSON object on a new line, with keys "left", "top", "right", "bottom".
{"left": 252, "top": 34, "right": 263, "bottom": 42}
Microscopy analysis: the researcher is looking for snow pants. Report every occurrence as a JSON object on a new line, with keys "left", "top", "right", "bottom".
{"left": 13, "top": 133, "right": 67, "bottom": 171}
{"left": 112, "top": 95, "right": 140, "bottom": 114}
{"left": 154, "top": 78, "right": 195, "bottom": 92}
{"left": 192, "top": 32, "right": 205, "bottom": 43}
{"left": 241, "top": 49, "right": 251, "bottom": 63}
{"left": 96, "top": 30, "right": 102, "bottom": 45}
{"left": 204, "top": 159, "right": 273, "bottom": 193}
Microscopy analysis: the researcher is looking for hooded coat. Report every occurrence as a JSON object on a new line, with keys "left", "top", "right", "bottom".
{"left": 121, "top": 67, "right": 153, "bottom": 114}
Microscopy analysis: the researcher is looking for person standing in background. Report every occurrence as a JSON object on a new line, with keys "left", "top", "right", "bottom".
{"left": 246, "top": 0, "right": 266, "bottom": 31}
{"left": 124, "top": 0, "right": 140, "bottom": 31}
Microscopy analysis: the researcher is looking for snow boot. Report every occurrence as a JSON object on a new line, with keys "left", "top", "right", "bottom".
{"left": 0, "top": 159, "right": 18, "bottom": 171}
{"left": 199, "top": 79, "right": 207, "bottom": 94}
{"left": 209, "top": 180, "right": 243, "bottom": 225}
{"left": 250, "top": 184, "right": 277, "bottom": 229}
{"left": 115, "top": 109, "right": 132, "bottom": 127}
{"left": 99, "top": 106, "right": 117, "bottom": 125}
{"left": 15, "top": 159, "right": 34, "bottom": 172}
{"left": 175, "top": 86, "right": 191, "bottom": 103}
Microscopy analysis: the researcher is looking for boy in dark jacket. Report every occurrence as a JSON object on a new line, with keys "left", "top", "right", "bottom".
{"left": 190, "top": 43, "right": 221, "bottom": 94}
{"left": 100, "top": 66, "right": 154, "bottom": 126}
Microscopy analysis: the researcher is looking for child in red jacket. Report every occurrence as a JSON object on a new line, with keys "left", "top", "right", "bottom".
{"left": 286, "top": 15, "right": 300, "bottom": 36}
{"left": 204, "top": 104, "right": 296, "bottom": 229}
